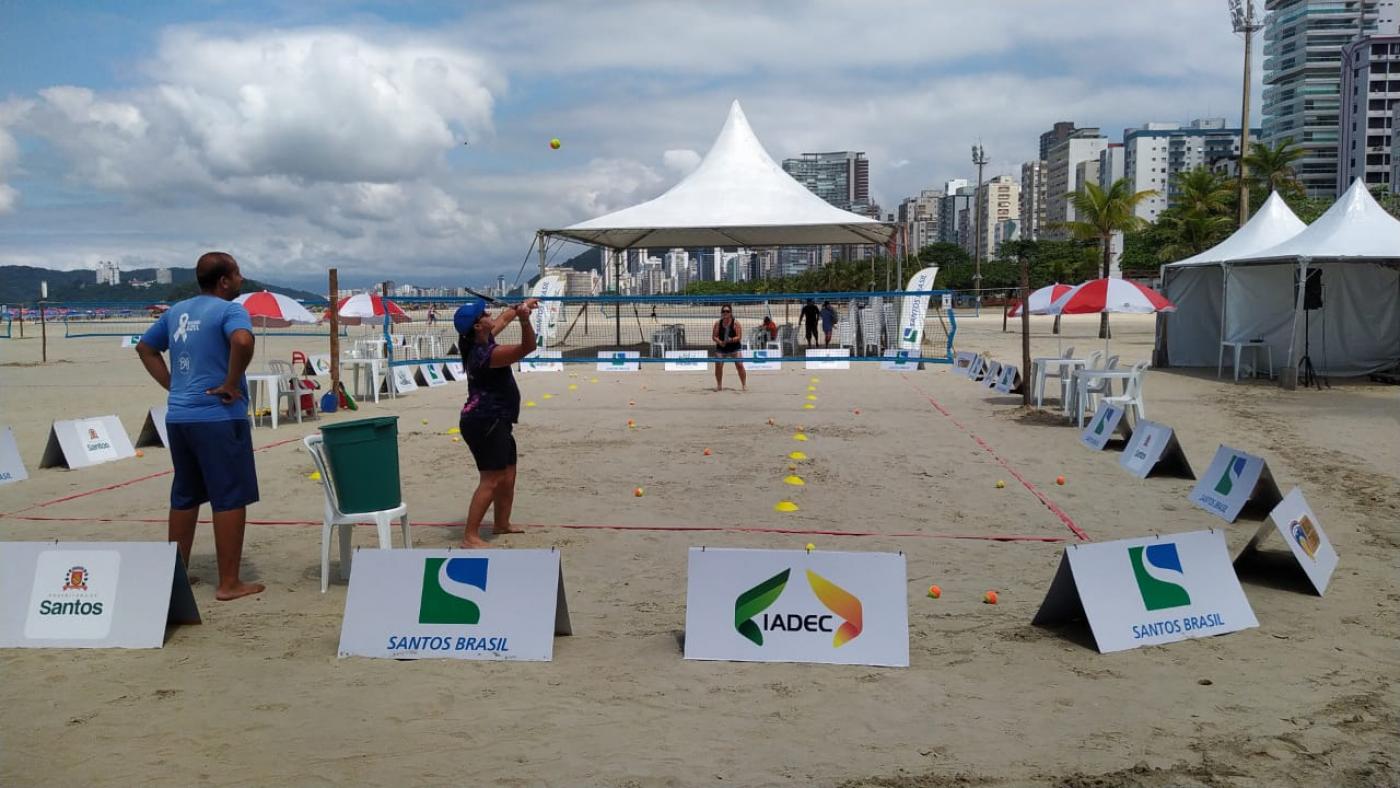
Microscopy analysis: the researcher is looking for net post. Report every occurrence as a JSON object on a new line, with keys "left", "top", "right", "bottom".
{"left": 328, "top": 268, "right": 340, "bottom": 393}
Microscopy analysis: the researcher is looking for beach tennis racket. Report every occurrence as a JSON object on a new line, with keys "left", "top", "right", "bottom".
{"left": 464, "top": 287, "right": 511, "bottom": 308}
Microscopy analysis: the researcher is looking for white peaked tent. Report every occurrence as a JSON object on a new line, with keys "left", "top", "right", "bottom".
{"left": 542, "top": 101, "right": 895, "bottom": 249}
{"left": 1159, "top": 192, "right": 1306, "bottom": 369}
{"left": 1160, "top": 182, "right": 1400, "bottom": 379}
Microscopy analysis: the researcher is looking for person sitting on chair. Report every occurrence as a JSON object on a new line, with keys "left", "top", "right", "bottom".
{"left": 762, "top": 315, "right": 778, "bottom": 341}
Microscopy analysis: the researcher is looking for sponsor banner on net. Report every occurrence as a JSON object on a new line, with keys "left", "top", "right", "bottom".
{"left": 897, "top": 266, "right": 939, "bottom": 351}
{"left": 1240, "top": 487, "right": 1339, "bottom": 596}
{"left": 337, "top": 549, "right": 571, "bottom": 661}
{"left": 0, "top": 426, "right": 28, "bottom": 486}
{"left": 1189, "top": 446, "right": 1279, "bottom": 523}
{"left": 684, "top": 548, "right": 909, "bottom": 667}
{"left": 664, "top": 350, "right": 709, "bottom": 372}
{"left": 519, "top": 350, "right": 563, "bottom": 373}
{"left": 804, "top": 348, "right": 851, "bottom": 370}
{"left": 596, "top": 351, "right": 640, "bottom": 372}
{"left": 880, "top": 349, "right": 915, "bottom": 371}
{"left": 742, "top": 348, "right": 782, "bottom": 371}
{"left": 1033, "top": 530, "right": 1257, "bottom": 654}
{"left": 0, "top": 541, "right": 199, "bottom": 649}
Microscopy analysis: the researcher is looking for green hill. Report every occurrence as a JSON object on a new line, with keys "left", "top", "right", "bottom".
{"left": 0, "top": 266, "right": 325, "bottom": 305}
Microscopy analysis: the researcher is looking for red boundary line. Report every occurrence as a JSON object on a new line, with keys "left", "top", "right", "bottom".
{"left": 1, "top": 514, "right": 1067, "bottom": 543}
{"left": 0, "top": 435, "right": 305, "bottom": 516}
{"left": 900, "top": 374, "right": 1088, "bottom": 541}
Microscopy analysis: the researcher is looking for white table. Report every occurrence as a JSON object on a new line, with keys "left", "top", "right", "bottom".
{"left": 245, "top": 373, "right": 282, "bottom": 429}
{"left": 1031, "top": 357, "right": 1088, "bottom": 408}
{"left": 1071, "top": 369, "right": 1136, "bottom": 427}
{"left": 340, "top": 358, "right": 384, "bottom": 404}
{"left": 1218, "top": 340, "right": 1273, "bottom": 382}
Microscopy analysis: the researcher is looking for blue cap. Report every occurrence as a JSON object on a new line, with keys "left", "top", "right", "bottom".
{"left": 453, "top": 299, "right": 487, "bottom": 334}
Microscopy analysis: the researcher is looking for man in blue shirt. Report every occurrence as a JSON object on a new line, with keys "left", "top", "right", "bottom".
{"left": 136, "top": 252, "right": 264, "bottom": 601}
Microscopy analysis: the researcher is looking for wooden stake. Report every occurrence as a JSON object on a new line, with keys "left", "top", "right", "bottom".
{"left": 328, "top": 269, "right": 340, "bottom": 393}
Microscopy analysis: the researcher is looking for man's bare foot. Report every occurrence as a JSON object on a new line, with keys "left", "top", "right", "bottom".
{"left": 214, "top": 581, "right": 265, "bottom": 601}
{"left": 460, "top": 535, "right": 493, "bottom": 549}
{"left": 715, "top": 386, "right": 723, "bottom": 392}
{"left": 491, "top": 523, "right": 526, "bottom": 535}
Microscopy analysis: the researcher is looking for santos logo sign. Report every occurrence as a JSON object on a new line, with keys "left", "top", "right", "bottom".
{"left": 24, "top": 550, "right": 120, "bottom": 640}
{"left": 337, "top": 549, "right": 571, "bottom": 661}
{"left": 734, "top": 569, "right": 862, "bottom": 648}
{"left": 1033, "top": 530, "right": 1257, "bottom": 653}
{"left": 685, "top": 548, "right": 908, "bottom": 667}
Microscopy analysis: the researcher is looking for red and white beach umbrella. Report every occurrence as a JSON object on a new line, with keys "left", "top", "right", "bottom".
{"left": 1008, "top": 283, "right": 1074, "bottom": 317}
{"left": 333, "top": 293, "right": 409, "bottom": 325}
{"left": 1048, "top": 278, "right": 1175, "bottom": 316}
{"left": 234, "top": 291, "right": 317, "bottom": 328}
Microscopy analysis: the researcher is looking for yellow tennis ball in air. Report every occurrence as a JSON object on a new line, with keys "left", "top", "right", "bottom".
{"left": 805, "top": 543, "right": 815, "bottom": 552}
{"left": 550, "top": 138, "right": 561, "bottom": 150}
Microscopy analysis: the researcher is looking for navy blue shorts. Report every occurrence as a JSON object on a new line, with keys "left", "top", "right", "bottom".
{"left": 167, "top": 420, "right": 260, "bottom": 512}
{"left": 460, "top": 416, "right": 517, "bottom": 472}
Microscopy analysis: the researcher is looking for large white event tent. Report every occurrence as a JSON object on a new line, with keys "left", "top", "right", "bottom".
{"left": 1159, "top": 183, "right": 1400, "bottom": 379}
{"left": 540, "top": 100, "right": 895, "bottom": 254}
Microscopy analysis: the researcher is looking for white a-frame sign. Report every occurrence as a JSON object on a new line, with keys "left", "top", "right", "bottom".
{"left": 1235, "top": 488, "right": 1339, "bottom": 596}
{"left": 337, "top": 548, "right": 571, "bottom": 661}
{"left": 1119, "top": 420, "right": 1194, "bottom": 480}
{"left": 0, "top": 541, "right": 200, "bottom": 649}
{"left": 0, "top": 426, "right": 28, "bottom": 486}
{"left": 1080, "top": 402, "right": 1131, "bottom": 451}
{"left": 1188, "top": 445, "right": 1283, "bottom": 523}
{"left": 39, "top": 416, "right": 136, "bottom": 470}
{"left": 134, "top": 406, "right": 170, "bottom": 449}
{"left": 1032, "top": 530, "right": 1258, "bottom": 653}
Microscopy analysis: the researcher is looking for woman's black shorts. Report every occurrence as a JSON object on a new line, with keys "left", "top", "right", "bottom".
{"left": 460, "top": 416, "right": 517, "bottom": 471}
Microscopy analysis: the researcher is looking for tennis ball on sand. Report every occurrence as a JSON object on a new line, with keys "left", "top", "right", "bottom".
{"left": 984, "top": 590, "right": 999, "bottom": 605}
{"left": 421, "top": 418, "right": 428, "bottom": 425}
{"left": 1056, "top": 475, "right": 1066, "bottom": 485}
{"left": 135, "top": 449, "right": 145, "bottom": 458}
{"left": 995, "top": 480, "right": 1006, "bottom": 489}
{"left": 634, "top": 487, "right": 644, "bottom": 497}
{"left": 451, "top": 437, "right": 460, "bottom": 442}
{"left": 703, "top": 448, "right": 712, "bottom": 456}
{"left": 627, "top": 419, "right": 635, "bottom": 428}
{"left": 927, "top": 584, "right": 941, "bottom": 599}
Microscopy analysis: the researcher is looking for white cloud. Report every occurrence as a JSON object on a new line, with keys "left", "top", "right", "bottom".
{"left": 662, "top": 148, "right": 701, "bottom": 176}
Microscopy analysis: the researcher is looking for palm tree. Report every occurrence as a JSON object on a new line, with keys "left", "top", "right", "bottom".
{"left": 1242, "top": 140, "right": 1306, "bottom": 200}
{"left": 1172, "top": 167, "right": 1234, "bottom": 216}
{"left": 1157, "top": 210, "right": 1234, "bottom": 261}
{"left": 1062, "top": 179, "right": 1157, "bottom": 338}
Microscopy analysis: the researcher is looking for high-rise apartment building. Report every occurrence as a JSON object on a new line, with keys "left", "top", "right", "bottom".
{"left": 972, "top": 175, "right": 1020, "bottom": 261}
{"left": 1019, "top": 161, "right": 1047, "bottom": 240}
{"left": 897, "top": 189, "right": 942, "bottom": 256}
{"left": 1044, "top": 128, "right": 1108, "bottom": 237}
{"left": 780, "top": 151, "right": 871, "bottom": 212}
{"left": 155, "top": 268, "right": 173, "bottom": 285}
{"left": 1039, "top": 122, "right": 1078, "bottom": 161}
{"left": 1263, "top": 0, "right": 1399, "bottom": 197}
{"left": 1123, "top": 119, "right": 1256, "bottom": 221}
{"left": 1098, "top": 143, "right": 1125, "bottom": 190}
{"left": 95, "top": 260, "right": 120, "bottom": 285}
{"left": 939, "top": 181, "right": 974, "bottom": 246}
{"left": 1339, "top": 32, "right": 1400, "bottom": 190}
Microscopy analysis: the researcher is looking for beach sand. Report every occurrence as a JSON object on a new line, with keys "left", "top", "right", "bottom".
{"left": 1, "top": 312, "right": 1397, "bottom": 786}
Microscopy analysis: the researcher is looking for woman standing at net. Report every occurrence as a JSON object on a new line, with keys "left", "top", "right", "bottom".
{"left": 711, "top": 304, "right": 747, "bottom": 392}
{"left": 454, "top": 296, "right": 539, "bottom": 548}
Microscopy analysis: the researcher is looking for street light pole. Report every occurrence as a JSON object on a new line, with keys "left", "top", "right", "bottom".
{"left": 971, "top": 144, "right": 988, "bottom": 305}
{"left": 1231, "top": 0, "right": 1263, "bottom": 226}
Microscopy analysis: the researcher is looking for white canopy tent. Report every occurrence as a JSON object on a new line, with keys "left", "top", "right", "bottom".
{"left": 1159, "top": 182, "right": 1400, "bottom": 380}
{"left": 541, "top": 100, "right": 895, "bottom": 251}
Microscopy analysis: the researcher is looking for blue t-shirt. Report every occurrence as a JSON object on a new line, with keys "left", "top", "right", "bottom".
{"left": 460, "top": 338, "right": 520, "bottom": 423}
{"left": 140, "top": 295, "right": 254, "bottom": 423}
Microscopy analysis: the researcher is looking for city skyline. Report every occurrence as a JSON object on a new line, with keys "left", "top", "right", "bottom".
{"left": 0, "top": 2, "right": 1265, "bottom": 291}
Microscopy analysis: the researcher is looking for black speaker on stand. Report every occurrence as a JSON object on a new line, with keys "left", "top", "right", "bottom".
{"left": 1294, "top": 268, "right": 1328, "bottom": 390}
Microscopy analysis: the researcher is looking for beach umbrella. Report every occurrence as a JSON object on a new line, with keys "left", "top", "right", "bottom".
{"left": 332, "top": 293, "right": 409, "bottom": 325}
{"left": 1048, "top": 277, "right": 1175, "bottom": 355}
{"left": 235, "top": 291, "right": 316, "bottom": 328}
{"left": 235, "top": 290, "right": 318, "bottom": 370}
{"left": 1007, "top": 283, "right": 1073, "bottom": 317}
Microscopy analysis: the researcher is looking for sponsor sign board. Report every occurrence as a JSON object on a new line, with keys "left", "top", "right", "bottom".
{"left": 804, "top": 348, "right": 851, "bottom": 370}
{"left": 416, "top": 363, "right": 448, "bottom": 388}
{"left": 1119, "top": 420, "right": 1194, "bottom": 479}
{"left": 684, "top": 548, "right": 908, "bottom": 667}
{"left": 743, "top": 348, "right": 782, "bottom": 371}
{"left": 952, "top": 351, "right": 977, "bottom": 377}
{"left": 1189, "top": 446, "right": 1283, "bottom": 523}
{"left": 0, "top": 426, "right": 28, "bottom": 486}
{"left": 1237, "top": 488, "right": 1339, "bottom": 595}
{"left": 39, "top": 416, "right": 136, "bottom": 470}
{"left": 1032, "top": 530, "right": 1258, "bottom": 653}
{"left": 664, "top": 350, "right": 709, "bottom": 372}
{"left": 519, "top": 350, "right": 564, "bottom": 373}
{"left": 337, "top": 549, "right": 571, "bottom": 661}
{"left": 389, "top": 365, "right": 418, "bottom": 394}
{"left": 897, "top": 267, "right": 939, "bottom": 351}
{"left": 881, "top": 349, "right": 915, "bottom": 371}
{"left": 309, "top": 354, "right": 332, "bottom": 376}
{"left": 1080, "top": 402, "right": 1130, "bottom": 451}
{"left": 596, "top": 351, "right": 640, "bottom": 373}
{"left": 134, "top": 406, "right": 170, "bottom": 449}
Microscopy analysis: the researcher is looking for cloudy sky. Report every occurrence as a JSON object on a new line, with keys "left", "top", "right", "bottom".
{"left": 0, "top": 1, "right": 1263, "bottom": 291}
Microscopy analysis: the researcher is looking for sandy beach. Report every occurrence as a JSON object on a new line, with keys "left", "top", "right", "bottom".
{"left": 1, "top": 312, "right": 1397, "bottom": 787}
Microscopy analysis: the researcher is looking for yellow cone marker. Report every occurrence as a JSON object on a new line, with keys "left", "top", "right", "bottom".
{"left": 784, "top": 475, "right": 805, "bottom": 486}
{"left": 807, "top": 386, "right": 817, "bottom": 392}
{"left": 590, "top": 378, "right": 599, "bottom": 383}
{"left": 542, "top": 393, "right": 554, "bottom": 400}
{"left": 793, "top": 433, "right": 808, "bottom": 441}
{"left": 805, "top": 543, "right": 815, "bottom": 552}
{"left": 806, "top": 395, "right": 817, "bottom": 401}
{"left": 568, "top": 384, "right": 578, "bottom": 391}
{"left": 802, "top": 403, "right": 815, "bottom": 410}
{"left": 447, "top": 427, "right": 461, "bottom": 435}
{"left": 810, "top": 377, "right": 820, "bottom": 383}
{"left": 774, "top": 500, "right": 799, "bottom": 512}
{"left": 451, "top": 436, "right": 461, "bottom": 442}
{"left": 525, "top": 400, "right": 537, "bottom": 407}
{"left": 788, "top": 451, "right": 807, "bottom": 461}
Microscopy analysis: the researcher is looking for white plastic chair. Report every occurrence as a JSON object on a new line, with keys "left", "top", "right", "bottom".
{"left": 1036, "top": 346, "right": 1075, "bottom": 406}
{"left": 1103, "top": 361, "right": 1150, "bottom": 424}
{"left": 1062, "top": 350, "right": 1104, "bottom": 412}
{"left": 303, "top": 435, "right": 411, "bottom": 592}
{"left": 266, "top": 360, "right": 303, "bottom": 426}
{"left": 1080, "top": 355, "right": 1121, "bottom": 414}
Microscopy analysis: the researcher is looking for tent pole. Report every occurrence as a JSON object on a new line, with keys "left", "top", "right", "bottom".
{"left": 1281, "top": 257, "right": 1308, "bottom": 390}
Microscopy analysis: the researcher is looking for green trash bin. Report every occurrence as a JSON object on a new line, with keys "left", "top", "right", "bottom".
{"left": 318, "top": 416, "right": 401, "bottom": 514}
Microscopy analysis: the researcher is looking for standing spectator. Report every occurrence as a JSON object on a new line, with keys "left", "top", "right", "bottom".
{"left": 800, "top": 298, "right": 820, "bottom": 348}
{"left": 820, "top": 301, "right": 839, "bottom": 347}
